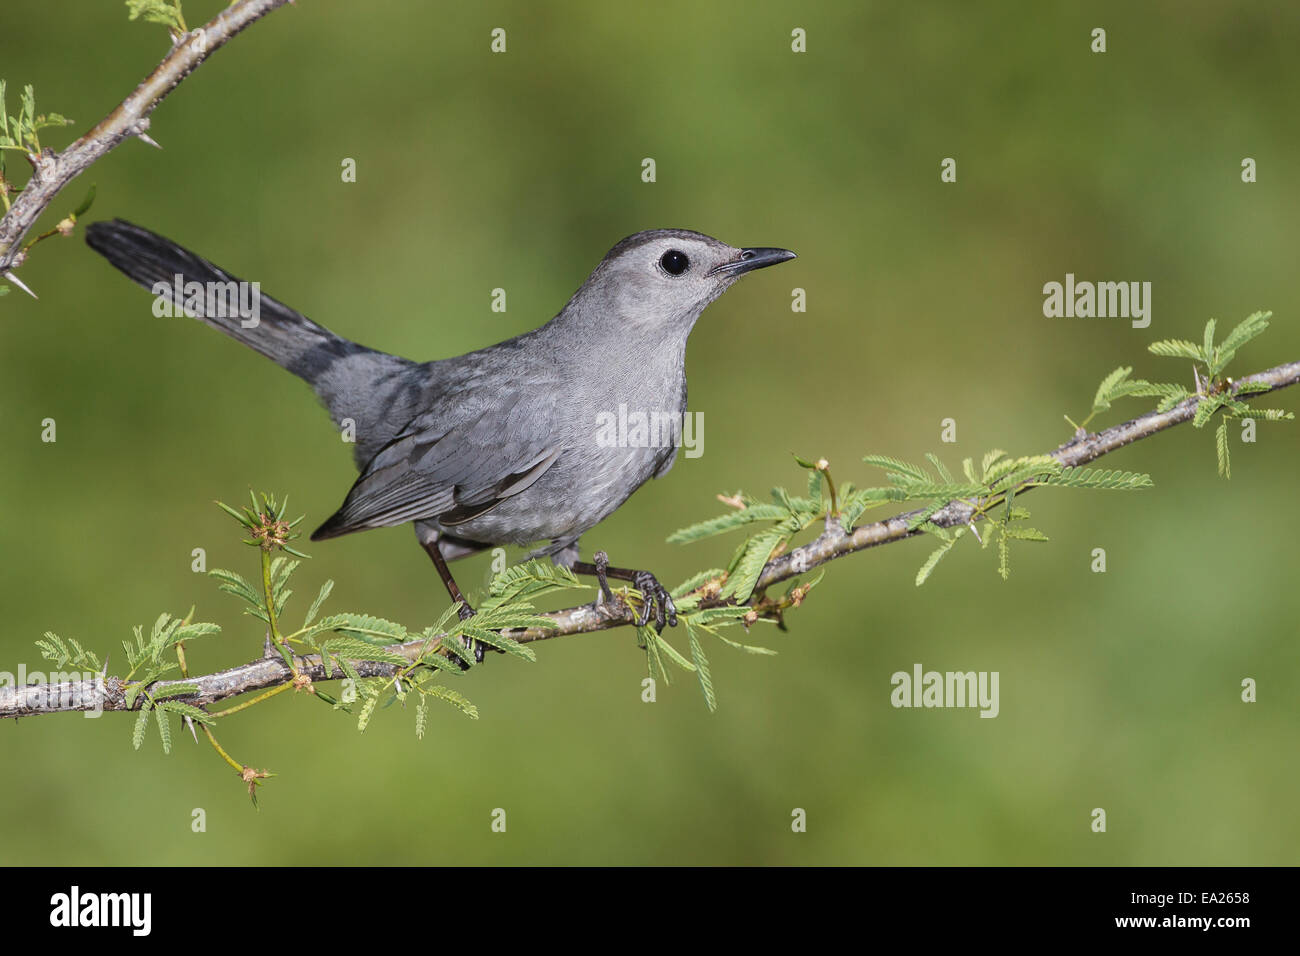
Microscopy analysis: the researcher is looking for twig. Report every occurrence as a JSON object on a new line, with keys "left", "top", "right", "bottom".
{"left": 2, "top": 358, "right": 1297, "bottom": 719}
{"left": 0, "top": 0, "right": 293, "bottom": 278}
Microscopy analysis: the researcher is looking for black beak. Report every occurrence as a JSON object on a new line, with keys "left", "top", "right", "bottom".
{"left": 710, "top": 247, "right": 797, "bottom": 277}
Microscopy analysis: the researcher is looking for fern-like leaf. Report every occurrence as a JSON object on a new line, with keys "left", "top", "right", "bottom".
{"left": 1148, "top": 339, "right": 1204, "bottom": 362}
{"left": 1216, "top": 419, "right": 1230, "bottom": 478}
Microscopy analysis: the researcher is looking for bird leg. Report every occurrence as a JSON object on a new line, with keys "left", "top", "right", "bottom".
{"left": 419, "top": 538, "right": 485, "bottom": 665}
{"left": 571, "top": 550, "right": 678, "bottom": 632}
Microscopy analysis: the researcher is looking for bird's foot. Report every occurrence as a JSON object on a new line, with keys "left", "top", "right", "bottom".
{"left": 591, "top": 550, "right": 616, "bottom": 603}
{"left": 629, "top": 569, "right": 678, "bottom": 632}
{"left": 572, "top": 552, "right": 677, "bottom": 632}
{"left": 454, "top": 601, "right": 486, "bottom": 668}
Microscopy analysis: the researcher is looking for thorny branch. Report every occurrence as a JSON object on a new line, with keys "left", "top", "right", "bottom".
{"left": 0, "top": 0, "right": 293, "bottom": 286}
{"left": 3, "top": 358, "right": 1297, "bottom": 721}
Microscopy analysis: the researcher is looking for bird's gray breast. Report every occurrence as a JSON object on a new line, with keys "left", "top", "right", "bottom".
{"left": 441, "top": 334, "right": 689, "bottom": 546}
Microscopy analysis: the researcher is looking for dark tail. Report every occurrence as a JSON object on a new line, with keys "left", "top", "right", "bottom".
{"left": 85, "top": 219, "right": 353, "bottom": 379}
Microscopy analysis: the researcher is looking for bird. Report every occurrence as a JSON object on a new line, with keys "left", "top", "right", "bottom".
{"left": 85, "top": 220, "right": 796, "bottom": 660}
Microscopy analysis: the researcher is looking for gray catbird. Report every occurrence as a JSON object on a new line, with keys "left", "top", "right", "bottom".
{"left": 85, "top": 220, "right": 795, "bottom": 658}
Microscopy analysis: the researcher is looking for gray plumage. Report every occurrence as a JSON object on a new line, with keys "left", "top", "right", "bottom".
{"left": 85, "top": 220, "right": 794, "bottom": 568}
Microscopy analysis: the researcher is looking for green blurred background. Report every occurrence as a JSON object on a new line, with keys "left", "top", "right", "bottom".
{"left": 1, "top": 1, "right": 1297, "bottom": 865}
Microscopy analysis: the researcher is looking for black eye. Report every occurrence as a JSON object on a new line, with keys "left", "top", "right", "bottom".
{"left": 659, "top": 250, "right": 689, "bottom": 276}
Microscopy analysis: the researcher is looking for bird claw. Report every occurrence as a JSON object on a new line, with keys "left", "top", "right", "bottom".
{"left": 592, "top": 550, "right": 615, "bottom": 603}
{"left": 569, "top": 555, "right": 677, "bottom": 632}
{"left": 631, "top": 570, "right": 677, "bottom": 632}
{"left": 455, "top": 602, "right": 485, "bottom": 667}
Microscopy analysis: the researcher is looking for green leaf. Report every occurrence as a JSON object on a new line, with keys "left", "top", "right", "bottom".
{"left": 155, "top": 699, "right": 214, "bottom": 725}
{"left": 458, "top": 624, "right": 536, "bottom": 662}
{"left": 1093, "top": 366, "right": 1133, "bottom": 412}
{"left": 36, "top": 632, "right": 69, "bottom": 667}
{"left": 985, "top": 455, "right": 1061, "bottom": 492}
{"left": 806, "top": 469, "right": 823, "bottom": 504}
{"left": 36, "top": 632, "right": 104, "bottom": 671}
{"left": 704, "top": 627, "right": 777, "bottom": 655}
{"left": 66, "top": 636, "right": 102, "bottom": 671}
{"left": 1246, "top": 408, "right": 1292, "bottom": 422}
{"left": 685, "top": 606, "right": 752, "bottom": 627}
{"left": 1192, "top": 395, "right": 1224, "bottom": 428}
{"left": 1216, "top": 419, "right": 1230, "bottom": 479}
{"left": 646, "top": 630, "right": 695, "bottom": 673}
{"left": 916, "top": 533, "right": 961, "bottom": 586}
{"left": 924, "top": 453, "right": 954, "bottom": 484}
{"left": 172, "top": 622, "right": 221, "bottom": 643}
{"left": 1148, "top": 339, "right": 1203, "bottom": 362}
{"left": 771, "top": 485, "right": 798, "bottom": 515}
{"left": 1218, "top": 310, "right": 1271, "bottom": 358}
{"left": 904, "top": 500, "right": 950, "bottom": 532}
{"left": 482, "top": 559, "right": 584, "bottom": 609}
{"left": 667, "top": 503, "right": 788, "bottom": 543}
{"left": 840, "top": 486, "right": 905, "bottom": 528}
{"left": 154, "top": 705, "right": 172, "bottom": 755}
{"left": 720, "top": 530, "right": 785, "bottom": 603}
{"left": 671, "top": 568, "right": 725, "bottom": 599}
{"left": 437, "top": 635, "right": 474, "bottom": 669}
{"left": 303, "top": 579, "right": 334, "bottom": 627}
{"left": 863, "top": 454, "right": 930, "bottom": 482}
{"left": 642, "top": 626, "right": 669, "bottom": 685}
{"left": 686, "top": 621, "right": 717, "bottom": 713}
{"left": 415, "top": 694, "right": 429, "bottom": 739}
{"left": 892, "top": 481, "right": 986, "bottom": 500}
{"left": 270, "top": 557, "right": 298, "bottom": 593}
{"left": 356, "top": 685, "right": 382, "bottom": 732}
{"left": 1125, "top": 381, "right": 1189, "bottom": 400}
{"left": 417, "top": 682, "right": 479, "bottom": 720}
{"left": 1041, "top": 467, "right": 1154, "bottom": 490}
{"left": 320, "top": 637, "right": 409, "bottom": 667}
{"left": 126, "top": 0, "right": 186, "bottom": 31}
{"left": 1233, "top": 380, "right": 1272, "bottom": 395}
{"left": 132, "top": 704, "right": 151, "bottom": 750}
{"left": 466, "top": 603, "right": 554, "bottom": 633}
{"left": 209, "top": 568, "right": 261, "bottom": 608}
{"left": 72, "top": 184, "right": 96, "bottom": 217}
{"left": 312, "top": 613, "right": 408, "bottom": 642}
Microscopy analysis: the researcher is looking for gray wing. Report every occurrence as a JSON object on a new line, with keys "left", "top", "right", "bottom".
{"left": 311, "top": 391, "right": 560, "bottom": 540}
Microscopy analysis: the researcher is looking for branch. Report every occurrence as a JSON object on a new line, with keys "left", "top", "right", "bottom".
{"left": 0, "top": 0, "right": 292, "bottom": 282}
{"left": 3, "top": 358, "right": 1297, "bottom": 720}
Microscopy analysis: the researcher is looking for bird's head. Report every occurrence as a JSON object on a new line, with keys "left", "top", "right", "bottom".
{"left": 566, "top": 229, "right": 796, "bottom": 335}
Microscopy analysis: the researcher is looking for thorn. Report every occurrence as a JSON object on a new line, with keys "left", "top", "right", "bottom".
{"left": 262, "top": 632, "right": 275, "bottom": 659}
{"left": 99, "top": 653, "right": 110, "bottom": 679}
{"left": 131, "top": 117, "right": 161, "bottom": 150}
{"left": 184, "top": 715, "right": 199, "bottom": 744}
{"left": 2, "top": 271, "right": 37, "bottom": 299}
{"left": 968, "top": 520, "right": 983, "bottom": 544}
